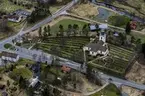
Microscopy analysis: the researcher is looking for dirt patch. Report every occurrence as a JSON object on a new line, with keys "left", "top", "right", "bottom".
{"left": 70, "top": 3, "right": 99, "bottom": 17}
{"left": 121, "top": 86, "right": 143, "bottom": 96}
{"left": 123, "top": 55, "right": 145, "bottom": 96}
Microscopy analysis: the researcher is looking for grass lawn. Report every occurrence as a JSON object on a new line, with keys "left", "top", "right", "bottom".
{"left": 10, "top": 68, "right": 33, "bottom": 80}
{"left": 0, "top": 0, "right": 25, "bottom": 13}
{"left": 90, "top": 84, "right": 120, "bottom": 96}
{"left": 50, "top": 19, "right": 87, "bottom": 35}
{"left": 15, "top": 58, "right": 35, "bottom": 66}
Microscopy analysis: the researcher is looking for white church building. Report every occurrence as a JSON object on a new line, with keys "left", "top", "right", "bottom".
{"left": 83, "top": 24, "right": 109, "bottom": 56}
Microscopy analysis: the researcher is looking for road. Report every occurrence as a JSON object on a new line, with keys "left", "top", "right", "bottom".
{"left": 1, "top": 0, "right": 145, "bottom": 91}
{"left": 2, "top": 43, "right": 145, "bottom": 91}
{"left": 0, "top": 0, "right": 78, "bottom": 48}
{"left": 98, "top": 72, "right": 145, "bottom": 90}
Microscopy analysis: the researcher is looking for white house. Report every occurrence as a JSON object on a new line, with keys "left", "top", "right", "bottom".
{"left": 83, "top": 24, "right": 109, "bottom": 57}
{"left": 29, "top": 76, "right": 39, "bottom": 87}
{"left": 83, "top": 40, "right": 109, "bottom": 56}
{"left": 1, "top": 51, "right": 19, "bottom": 62}
{"left": 8, "top": 15, "right": 22, "bottom": 23}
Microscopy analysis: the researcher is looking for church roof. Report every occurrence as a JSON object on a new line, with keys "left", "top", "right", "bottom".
{"left": 85, "top": 40, "right": 107, "bottom": 52}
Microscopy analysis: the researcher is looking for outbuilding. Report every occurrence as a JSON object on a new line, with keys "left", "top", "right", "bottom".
{"left": 1, "top": 51, "right": 19, "bottom": 62}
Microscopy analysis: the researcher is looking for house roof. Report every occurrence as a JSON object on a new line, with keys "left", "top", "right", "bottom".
{"left": 61, "top": 65, "right": 71, "bottom": 72}
{"left": 99, "top": 24, "right": 108, "bottom": 29}
{"left": 1, "top": 51, "right": 18, "bottom": 58}
{"left": 90, "top": 24, "right": 96, "bottom": 31}
{"left": 29, "top": 76, "right": 39, "bottom": 87}
{"left": 86, "top": 40, "right": 107, "bottom": 52}
{"left": 8, "top": 15, "right": 20, "bottom": 20}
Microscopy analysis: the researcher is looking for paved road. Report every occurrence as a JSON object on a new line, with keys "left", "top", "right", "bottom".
{"left": 3, "top": 44, "right": 145, "bottom": 91}
{"left": 98, "top": 72, "right": 145, "bottom": 90}
{"left": 1, "top": 0, "right": 145, "bottom": 91}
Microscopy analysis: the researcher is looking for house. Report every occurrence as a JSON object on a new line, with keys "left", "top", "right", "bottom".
{"left": 8, "top": 15, "right": 22, "bottom": 22}
{"left": 29, "top": 76, "right": 39, "bottom": 87}
{"left": 1, "top": 51, "right": 19, "bottom": 62}
{"left": 83, "top": 40, "right": 109, "bottom": 56}
{"left": 89, "top": 24, "right": 97, "bottom": 31}
{"left": 99, "top": 24, "right": 108, "bottom": 30}
{"left": 14, "top": 9, "right": 31, "bottom": 18}
{"left": 61, "top": 65, "right": 71, "bottom": 73}
{"left": 0, "top": 17, "right": 8, "bottom": 32}
{"left": 130, "top": 21, "right": 137, "bottom": 30}
{"left": 8, "top": 9, "right": 31, "bottom": 22}
{"left": 83, "top": 24, "right": 109, "bottom": 56}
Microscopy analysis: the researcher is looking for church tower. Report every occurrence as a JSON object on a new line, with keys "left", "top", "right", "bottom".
{"left": 99, "top": 24, "right": 108, "bottom": 42}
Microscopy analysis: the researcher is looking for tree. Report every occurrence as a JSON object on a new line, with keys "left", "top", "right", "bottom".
{"left": 43, "top": 26, "right": 47, "bottom": 39}
{"left": 125, "top": 21, "right": 131, "bottom": 34}
{"left": 73, "top": 24, "right": 79, "bottom": 36}
{"left": 67, "top": 24, "right": 72, "bottom": 36}
{"left": 0, "top": 17, "right": 8, "bottom": 32}
{"left": 47, "top": 25, "right": 51, "bottom": 36}
{"left": 7, "top": 80, "right": 10, "bottom": 87}
{"left": 142, "top": 43, "right": 145, "bottom": 58}
{"left": 135, "top": 38, "right": 142, "bottom": 53}
{"left": 131, "top": 36, "right": 135, "bottom": 43}
{"left": 82, "top": 24, "right": 89, "bottom": 36}
{"left": 19, "top": 76, "right": 26, "bottom": 89}
{"left": 59, "top": 25, "right": 64, "bottom": 36}
{"left": 119, "top": 33, "right": 126, "bottom": 45}
{"left": 38, "top": 27, "right": 42, "bottom": 38}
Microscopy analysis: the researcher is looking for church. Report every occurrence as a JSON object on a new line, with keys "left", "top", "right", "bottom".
{"left": 83, "top": 24, "right": 109, "bottom": 56}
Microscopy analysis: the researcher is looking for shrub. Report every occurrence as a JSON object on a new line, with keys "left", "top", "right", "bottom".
{"left": 108, "top": 15, "right": 130, "bottom": 27}
{"left": 16, "top": 42, "right": 21, "bottom": 46}
{"left": 4, "top": 43, "right": 12, "bottom": 49}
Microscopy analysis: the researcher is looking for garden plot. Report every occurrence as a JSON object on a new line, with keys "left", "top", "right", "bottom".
{"left": 109, "top": 44, "right": 134, "bottom": 60}
{"left": 89, "top": 44, "right": 134, "bottom": 76}
{"left": 33, "top": 37, "right": 90, "bottom": 63}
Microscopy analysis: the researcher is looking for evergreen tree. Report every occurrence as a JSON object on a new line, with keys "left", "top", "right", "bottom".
{"left": 47, "top": 25, "right": 51, "bottom": 36}
{"left": 38, "top": 27, "right": 42, "bottom": 38}
{"left": 67, "top": 24, "right": 72, "bottom": 36}
{"left": 125, "top": 21, "right": 131, "bottom": 34}
{"left": 59, "top": 24, "right": 64, "bottom": 36}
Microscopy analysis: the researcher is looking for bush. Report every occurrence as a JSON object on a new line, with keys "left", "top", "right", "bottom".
{"left": 16, "top": 42, "right": 21, "bottom": 46}
{"left": 108, "top": 15, "right": 130, "bottom": 27}
{"left": 4, "top": 43, "right": 12, "bottom": 49}
{"left": 13, "top": 82, "right": 18, "bottom": 86}
{"left": 9, "top": 68, "right": 32, "bottom": 81}
{"left": 10, "top": 87, "right": 17, "bottom": 92}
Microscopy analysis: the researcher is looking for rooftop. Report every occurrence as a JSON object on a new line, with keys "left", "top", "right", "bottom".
{"left": 1, "top": 51, "right": 18, "bottom": 58}
{"left": 86, "top": 40, "right": 107, "bottom": 52}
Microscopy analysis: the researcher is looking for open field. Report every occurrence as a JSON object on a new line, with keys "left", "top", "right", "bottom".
{"left": 0, "top": 0, "right": 26, "bottom": 13}
{"left": 29, "top": 16, "right": 89, "bottom": 37}
{"left": 89, "top": 44, "right": 134, "bottom": 76}
{"left": 70, "top": 3, "right": 117, "bottom": 23}
{"left": 90, "top": 84, "right": 120, "bottom": 96}
{"left": 34, "top": 37, "right": 90, "bottom": 63}
{"left": 70, "top": 3, "right": 99, "bottom": 17}
{"left": 50, "top": 18, "right": 88, "bottom": 35}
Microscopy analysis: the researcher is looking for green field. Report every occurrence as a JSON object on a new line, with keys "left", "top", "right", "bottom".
{"left": 34, "top": 37, "right": 90, "bottom": 63}
{"left": 0, "top": 0, "right": 26, "bottom": 13}
{"left": 50, "top": 19, "right": 88, "bottom": 35}
{"left": 90, "top": 84, "right": 120, "bottom": 96}
{"left": 89, "top": 44, "right": 134, "bottom": 76}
